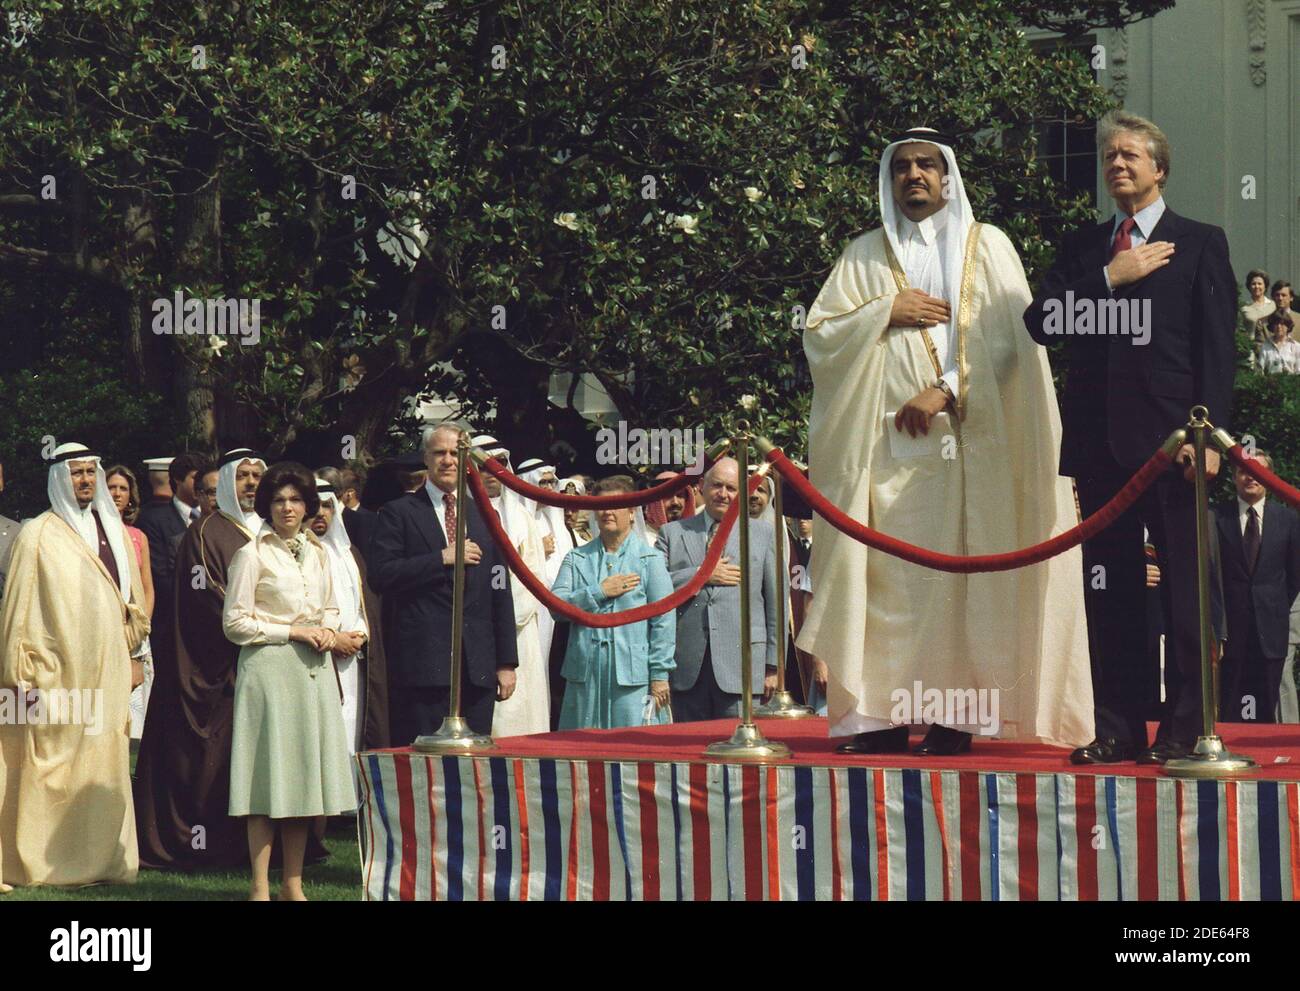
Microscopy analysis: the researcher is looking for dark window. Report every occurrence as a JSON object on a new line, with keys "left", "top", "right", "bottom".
{"left": 1031, "top": 36, "right": 1099, "bottom": 241}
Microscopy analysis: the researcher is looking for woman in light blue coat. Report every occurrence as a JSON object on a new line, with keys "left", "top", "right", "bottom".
{"left": 552, "top": 475, "right": 675, "bottom": 729}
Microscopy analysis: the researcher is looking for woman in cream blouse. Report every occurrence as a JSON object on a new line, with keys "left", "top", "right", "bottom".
{"left": 1241, "top": 269, "right": 1277, "bottom": 360}
{"left": 223, "top": 462, "right": 357, "bottom": 901}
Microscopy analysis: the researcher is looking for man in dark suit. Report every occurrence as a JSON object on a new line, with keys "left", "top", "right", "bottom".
{"left": 0, "top": 459, "right": 20, "bottom": 602}
{"left": 1024, "top": 109, "right": 1237, "bottom": 765}
{"left": 1215, "top": 452, "right": 1300, "bottom": 723}
{"left": 368, "top": 424, "right": 518, "bottom": 741}
{"left": 338, "top": 464, "right": 377, "bottom": 555}
{"left": 135, "top": 451, "right": 207, "bottom": 683}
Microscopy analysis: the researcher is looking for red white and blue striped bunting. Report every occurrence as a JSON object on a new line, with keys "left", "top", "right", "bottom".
{"left": 356, "top": 753, "right": 1300, "bottom": 901}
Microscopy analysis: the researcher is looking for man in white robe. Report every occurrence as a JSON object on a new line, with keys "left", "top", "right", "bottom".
{"left": 1, "top": 444, "right": 148, "bottom": 888}
{"left": 477, "top": 442, "right": 551, "bottom": 735}
{"left": 311, "top": 480, "right": 370, "bottom": 753}
{"left": 516, "top": 458, "right": 563, "bottom": 662}
{"left": 798, "top": 128, "right": 1094, "bottom": 755}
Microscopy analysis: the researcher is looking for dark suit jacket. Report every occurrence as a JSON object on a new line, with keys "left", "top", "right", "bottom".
{"left": 367, "top": 486, "right": 518, "bottom": 689}
{"left": 342, "top": 505, "right": 377, "bottom": 560}
{"left": 1215, "top": 499, "right": 1300, "bottom": 661}
{"left": 1023, "top": 207, "right": 1236, "bottom": 475}
{"left": 135, "top": 498, "right": 189, "bottom": 651}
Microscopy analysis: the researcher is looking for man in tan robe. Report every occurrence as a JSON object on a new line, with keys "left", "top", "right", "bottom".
{"left": 1, "top": 443, "right": 148, "bottom": 888}
{"left": 798, "top": 128, "right": 1094, "bottom": 756}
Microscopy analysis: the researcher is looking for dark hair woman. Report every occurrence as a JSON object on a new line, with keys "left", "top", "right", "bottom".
{"left": 222, "top": 462, "right": 354, "bottom": 901}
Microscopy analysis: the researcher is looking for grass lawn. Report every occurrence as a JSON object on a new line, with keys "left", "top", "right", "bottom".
{"left": 2, "top": 744, "right": 364, "bottom": 901}
{"left": 2, "top": 818, "right": 362, "bottom": 902}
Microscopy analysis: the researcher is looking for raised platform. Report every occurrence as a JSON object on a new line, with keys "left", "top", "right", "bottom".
{"left": 355, "top": 719, "right": 1300, "bottom": 901}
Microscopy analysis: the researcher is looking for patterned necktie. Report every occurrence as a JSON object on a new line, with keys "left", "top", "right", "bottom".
{"left": 707, "top": 519, "right": 719, "bottom": 548}
{"left": 1110, "top": 216, "right": 1137, "bottom": 259}
{"left": 1244, "top": 505, "right": 1261, "bottom": 575}
{"left": 443, "top": 492, "right": 457, "bottom": 545}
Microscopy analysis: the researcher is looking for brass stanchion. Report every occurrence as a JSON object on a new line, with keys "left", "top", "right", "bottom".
{"left": 413, "top": 432, "right": 496, "bottom": 753}
{"left": 755, "top": 469, "right": 814, "bottom": 719}
{"left": 1163, "top": 406, "right": 1255, "bottom": 778}
{"left": 705, "top": 421, "right": 791, "bottom": 760}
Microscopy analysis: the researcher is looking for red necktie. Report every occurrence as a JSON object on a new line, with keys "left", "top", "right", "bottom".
{"left": 1110, "top": 216, "right": 1136, "bottom": 259}
{"left": 443, "top": 492, "right": 457, "bottom": 545}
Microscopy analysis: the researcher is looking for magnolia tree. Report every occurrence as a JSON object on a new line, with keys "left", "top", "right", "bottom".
{"left": 0, "top": 0, "right": 1170, "bottom": 512}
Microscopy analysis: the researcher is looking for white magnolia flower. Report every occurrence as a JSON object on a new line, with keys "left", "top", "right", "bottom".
{"left": 673, "top": 214, "right": 698, "bottom": 235}
{"left": 739, "top": 393, "right": 758, "bottom": 412}
{"left": 554, "top": 212, "right": 579, "bottom": 230}
{"left": 253, "top": 211, "right": 272, "bottom": 228}
{"left": 743, "top": 187, "right": 763, "bottom": 202}
{"left": 205, "top": 335, "right": 228, "bottom": 356}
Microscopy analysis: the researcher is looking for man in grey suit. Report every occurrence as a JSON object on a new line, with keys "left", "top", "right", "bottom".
{"left": 655, "top": 457, "right": 780, "bottom": 721}
{"left": 0, "top": 460, "right": 20, "bottom": 601}
{"left": 1282, "top": 593, "right": 1300, "bottom": 723}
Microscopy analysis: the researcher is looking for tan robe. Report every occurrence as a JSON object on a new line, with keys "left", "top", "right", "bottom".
{"left": 798, "top": 222, "right": 1094, "bottom": 747}
{"left": 0, "top": 512, "right": 144, "bottom": 888}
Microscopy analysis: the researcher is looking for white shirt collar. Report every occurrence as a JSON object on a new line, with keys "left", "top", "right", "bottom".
{"left": 1238, "top": 495, "right": 1266, "bottom": 519}
{"left": 902, "top": 204, "right": 948, "bottom": 246}
{"left": 425, "top": 479, "right": 455, "bottom": 507}
{"left": 1114, "top": 195, "right": 1166, "bottom": 241}
{"left": 173, "top": 496, "right": 195, "bottom": 525}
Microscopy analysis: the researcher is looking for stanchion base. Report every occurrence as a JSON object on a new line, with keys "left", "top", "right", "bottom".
{"left": 704, "top": 722, "right": 792, "bottom": 761}
{"left": 411, "top": 716, "right": 496, "bottom": 754}
{"left": 1161, "top": 735, "right": 1257, "bottom": 779}
{"left": 753, "top": 691, "right": 815, "bottom": 720}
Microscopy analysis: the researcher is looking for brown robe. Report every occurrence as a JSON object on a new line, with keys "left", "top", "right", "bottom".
{"left": 132, "top": 511, "right": 251, "bottom": 870}
{"left": 353, "top": 547, "right": 390, "bottom": 750}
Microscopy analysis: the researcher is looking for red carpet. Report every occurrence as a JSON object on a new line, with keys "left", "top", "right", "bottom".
{"left": 451, "top": 718, "right": 1300, "bottom": 779}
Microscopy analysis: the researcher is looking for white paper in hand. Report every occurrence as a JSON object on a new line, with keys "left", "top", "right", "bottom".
{"left": 884, "top": 412, "right": 953, "bottom": 460}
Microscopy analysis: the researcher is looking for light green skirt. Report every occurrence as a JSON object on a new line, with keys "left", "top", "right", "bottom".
{"left": 229, "top": 640, "right": 356, "bottom": 819}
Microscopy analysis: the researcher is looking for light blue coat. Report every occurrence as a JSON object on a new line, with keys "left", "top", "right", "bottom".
{"left": 551, "top": 532, "right": 676, "bottom": 688}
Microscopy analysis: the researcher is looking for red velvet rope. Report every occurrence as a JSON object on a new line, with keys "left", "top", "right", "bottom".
{"left": 468, "top": 464, "right": 766, "bottom": 627}
{"left": 1224, "top": 445, "right": 1300, "bottom": 509}
{"left": 478, "top": 456, "right": 707, "bottom": 509}
{"left": 764, "top": 447, "right": 1175, "bottom": 574}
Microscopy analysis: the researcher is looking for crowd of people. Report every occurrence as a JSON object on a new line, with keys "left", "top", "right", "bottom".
{"left": 1241, "top": 273, "right": 1299, "bottom": 373}
{"left": 0, "top": 429, "right": 824, "bottom": 896}
{"left": 3, "top": 109, "right": 1300, "bottom": 897}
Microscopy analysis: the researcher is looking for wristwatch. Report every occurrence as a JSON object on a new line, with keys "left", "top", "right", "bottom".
{"left": 933, "top": 378, "right": 956, "bottom": 408}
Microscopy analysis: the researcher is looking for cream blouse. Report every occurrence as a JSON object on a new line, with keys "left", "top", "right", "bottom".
{"left": 222, "top": 526, "right": 340, "bottom": 646}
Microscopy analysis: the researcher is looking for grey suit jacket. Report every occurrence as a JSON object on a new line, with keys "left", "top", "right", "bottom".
{"left": 0, "top": 514, "right": 20, "bottom": 602}
{"left": 655, "top": 512, "right": 781, "bottom": 695}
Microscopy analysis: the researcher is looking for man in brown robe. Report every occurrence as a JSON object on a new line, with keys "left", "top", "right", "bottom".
{"left": 132, "top": 449, "right": 264, "bottom": 870}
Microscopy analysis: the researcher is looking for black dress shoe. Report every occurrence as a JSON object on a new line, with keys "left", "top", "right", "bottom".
{"left": 1137, "top": 739, "right": 1192, "bottom": 766}
{"left": 834, "top": 726, "right": 910, "bottom": 755}
{"left": 1070, "top": 737, "right": 1138, "bottom": 765}
{"left": 913, "top": 725, "right": 972, "bottom": 756}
